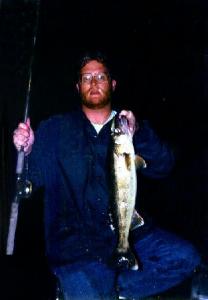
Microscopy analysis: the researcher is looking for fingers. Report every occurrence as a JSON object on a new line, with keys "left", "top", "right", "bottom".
{"left": 13, "top": 121, "right": 34, "bottom": 154}
{"left": 119, "top": 110, "right": 136, "bottom": 134}
{"left": 13, "top": 124, "right": 29, "bottom": 146}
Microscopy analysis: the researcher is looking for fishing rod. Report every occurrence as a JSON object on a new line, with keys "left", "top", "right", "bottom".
{"left": 6, "top": 0, "right": 41, "bottom": 255}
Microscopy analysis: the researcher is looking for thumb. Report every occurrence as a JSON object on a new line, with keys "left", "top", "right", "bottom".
{"left": 26, "top": 117, "right": 30, "bottom": 127}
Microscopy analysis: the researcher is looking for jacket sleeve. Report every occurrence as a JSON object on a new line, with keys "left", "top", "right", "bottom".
{"left": 26, "top": 122, "right": 47, "bottom": 190}
{"left": 26, "top": 116, "right": 60, "bottom": 190}
{"left": 133, "top": 120, "right": 175, "bottom": 178}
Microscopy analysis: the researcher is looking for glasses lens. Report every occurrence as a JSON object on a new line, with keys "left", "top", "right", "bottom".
{"left": 96, "top": 73, "right": 108, "bottom": 82}
{"left": 81, "top": 74, "right": 92, "bottom": 84}
{"left": 81, "top": 73, "right": 108, "bottom": 84}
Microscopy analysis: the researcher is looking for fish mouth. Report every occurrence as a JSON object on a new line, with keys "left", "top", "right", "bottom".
{"left": 115, "top": 116, "right": 131, "bottom": 136}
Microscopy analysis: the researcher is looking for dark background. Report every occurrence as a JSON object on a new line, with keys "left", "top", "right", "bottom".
{"left": 0, "top": 0, "right": 208, "bottom": 298}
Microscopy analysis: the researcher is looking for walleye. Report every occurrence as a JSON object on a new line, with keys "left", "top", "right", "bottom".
{"left": 110, "top": 115, "right": 146, "bottom": 270}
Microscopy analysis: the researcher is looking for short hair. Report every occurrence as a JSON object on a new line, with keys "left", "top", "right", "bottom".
{"left": 75, "top": 50, "right": 115, "bottom": 81}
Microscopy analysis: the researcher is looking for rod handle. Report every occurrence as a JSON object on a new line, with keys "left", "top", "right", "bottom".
{"left": 16, "top": 149, "right": 25, "bottom": 175}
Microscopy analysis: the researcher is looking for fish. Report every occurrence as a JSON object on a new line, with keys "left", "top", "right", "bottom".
{"left": 110, "top": 115, "right": 146, "bottom": 270}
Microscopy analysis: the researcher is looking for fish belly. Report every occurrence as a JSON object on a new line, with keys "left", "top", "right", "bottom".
{"left": 114, "top": 152, "right": 137, "bottom": 252}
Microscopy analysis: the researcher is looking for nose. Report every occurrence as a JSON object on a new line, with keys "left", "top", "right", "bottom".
{"left": 91, "top": 76, "right": 98, "bottom": 85}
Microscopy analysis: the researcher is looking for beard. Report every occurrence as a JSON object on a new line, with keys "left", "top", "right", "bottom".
{"left": 81, "top": 89, "right": 112, "bottom": 109}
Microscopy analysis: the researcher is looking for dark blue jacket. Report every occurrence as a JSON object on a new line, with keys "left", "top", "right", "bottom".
{"left": 28, "top": 108, "right": 174, "bottom": 267}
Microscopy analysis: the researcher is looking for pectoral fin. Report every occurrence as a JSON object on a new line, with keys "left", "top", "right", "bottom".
{"left": 135, "top": 155, "right": 147, "bottom": 170}
{"left": 130, "top": 209, "right": 145, "bottom": 231}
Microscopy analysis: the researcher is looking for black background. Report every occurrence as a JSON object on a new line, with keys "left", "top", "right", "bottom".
{"left": 0, "top": 0, "right": 208, "bottom": 298}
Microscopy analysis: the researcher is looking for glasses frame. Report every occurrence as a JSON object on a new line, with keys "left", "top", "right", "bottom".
{"left": 79, "top": 72, "right": 110, "bottom": 85}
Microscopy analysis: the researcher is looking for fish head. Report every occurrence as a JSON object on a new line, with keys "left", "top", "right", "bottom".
{"left": 116, "top": 115, "right": 132, "bottom": 136}
{"left": 111, "top": 115, "right": 132, "bottom": 143}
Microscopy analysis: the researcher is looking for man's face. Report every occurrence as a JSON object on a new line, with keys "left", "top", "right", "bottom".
{"left": 76, "top": 60, "right": 116, "bottom": 109}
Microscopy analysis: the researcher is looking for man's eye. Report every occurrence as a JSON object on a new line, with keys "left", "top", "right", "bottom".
{"left": 82, "top": 74, "right": 91, "bottom": 82}
{"left": 97, "top": 73, "right": 107, "bottom": 81}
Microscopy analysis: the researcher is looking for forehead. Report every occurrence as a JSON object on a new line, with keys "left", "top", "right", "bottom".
{"left": 81, "top": 60, "right": 107, "bottom": 74}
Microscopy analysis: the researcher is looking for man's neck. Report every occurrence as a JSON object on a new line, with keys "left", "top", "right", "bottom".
{"left": 82, "top": 105, "right": 112, "bottom": 125}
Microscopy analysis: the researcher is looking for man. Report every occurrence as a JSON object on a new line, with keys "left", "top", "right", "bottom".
{"left": 13, "top": 51, "right": 200, "bottom": 300}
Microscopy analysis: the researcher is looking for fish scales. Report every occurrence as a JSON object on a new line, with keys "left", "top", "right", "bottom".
{"left": 110, "top": 115, "right": 143, "bottom": 270}
{"left": 113, "top": 135, "right": 136, "bottom": 253}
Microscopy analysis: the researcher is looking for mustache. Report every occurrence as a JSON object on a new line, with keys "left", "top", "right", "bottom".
{"left": 89, "top": 87, "right": 101, "bottom": 92}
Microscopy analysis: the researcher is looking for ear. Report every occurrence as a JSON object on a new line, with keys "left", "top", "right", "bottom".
{"left": 112, "top": 80, "right": 116, "bottom": 91}
{"left": 76, "top": 83, "right": 80, "bottom": 92}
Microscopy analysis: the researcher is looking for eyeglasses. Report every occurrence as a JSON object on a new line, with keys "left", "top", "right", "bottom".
{"left": 80, "top": 72, "right": 109, "bottom": 84}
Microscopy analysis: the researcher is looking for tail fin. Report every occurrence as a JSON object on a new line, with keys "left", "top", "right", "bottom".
{"left": 112, "top": 249, "right": 143, "bottom": 271}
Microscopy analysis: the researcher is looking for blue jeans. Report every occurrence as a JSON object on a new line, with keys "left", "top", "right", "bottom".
{"left": 52, "top": 227, "right": 201, "bottom": 300}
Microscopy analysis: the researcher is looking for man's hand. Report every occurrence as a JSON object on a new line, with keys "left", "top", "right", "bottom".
{"left": 13, "top": 118, "right": 34, "bottom": 155}
{"left": 119, "top": 110, "right": 137, "bottom": 136}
